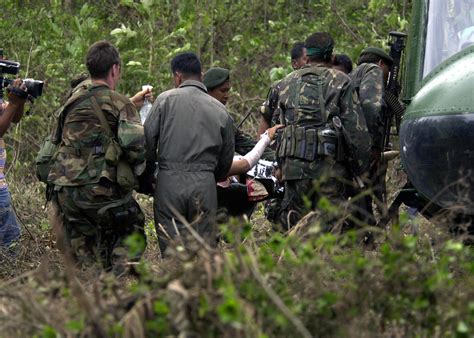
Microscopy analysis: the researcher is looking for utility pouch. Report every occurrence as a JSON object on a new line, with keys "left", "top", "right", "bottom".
{"left": 96, "top": 193, "right": 133, "bottom": 227}
{"left": 117, "top": 159, "right": 138, "bottom": 192}
{"left": 36, "top": 136, "right": 59, "bottom": 183}
{"left": 286, "top": 125, "right": 296, "bottom": 157}
{"left": 105, "top": 139, "right": 122, "bottom": 166}
{"left": 295, "top": 127, "right": 306, "bottom": 159}
{"left": 279, "top": 126, "right": 291, "bottom": 158}
{"left": 317, "top": 127, "right": 338, "bottom": 158}
{"left": 304, "top": 129, "right": 318, "bottom": 161}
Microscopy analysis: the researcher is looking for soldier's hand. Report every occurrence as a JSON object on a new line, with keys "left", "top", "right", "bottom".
{"left": 267, "top": 124, "right": 284, "bottom": 140}
{"left": 130, "top": 86, "right": 153, "bottom": 109}
{"left": 275, "top": 167, "right": 283, "bottom": 183}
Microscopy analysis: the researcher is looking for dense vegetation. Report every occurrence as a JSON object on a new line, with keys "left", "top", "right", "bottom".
{"left": 0, "top": 1, "right": 473, "bottom": 337}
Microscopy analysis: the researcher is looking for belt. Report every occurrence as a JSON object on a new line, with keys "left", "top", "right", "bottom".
{"left": 58, "top": 145, "right": 105, "bottom": 156}
{"left": 158, "top": 161, "right": 215, "bottom": 172}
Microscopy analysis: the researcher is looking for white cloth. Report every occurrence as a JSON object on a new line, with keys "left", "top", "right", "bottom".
{"left": 243, "top": 133, "right": 271, "bottom": 168}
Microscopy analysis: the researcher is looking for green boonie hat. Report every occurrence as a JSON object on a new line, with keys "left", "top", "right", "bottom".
{"left": 203, "top": 67, "right": 230, "bottom": 90}
{"left": 361, "top": 47, "right": 393, "bottom": 65}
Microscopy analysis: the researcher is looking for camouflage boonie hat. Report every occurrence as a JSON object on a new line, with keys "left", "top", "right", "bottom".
{"left": 203, "top": 67, "right": 230, "bottom": 90}
{"left": 360, "top": 47, "right": 393, "bottom": 66}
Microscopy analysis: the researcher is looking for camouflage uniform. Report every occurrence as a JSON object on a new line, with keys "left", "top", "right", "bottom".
{"left": 259, "top": 80, "right": 285, "bottom": 223}
{"left": 349, "top": 63, "right": 385, "bottom": 149}
{"left": 48, "top": 82, "right": 146, "bottom": 271}
{"left": 260, "top": 80, "right": 284, "bottom": 128}
{"left": 350, "top": 62, "right": 387, "bottom": 223}
{"left": 276, "top": 64, "right": 371, "bottom": 230}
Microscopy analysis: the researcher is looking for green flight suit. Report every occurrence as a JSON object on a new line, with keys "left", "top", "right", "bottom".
{"left": 144, "top": 80, "right": 234, "bottom": 255}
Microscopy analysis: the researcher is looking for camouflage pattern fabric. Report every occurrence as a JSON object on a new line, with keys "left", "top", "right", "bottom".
{"left": 48, "top": 83, "right": 146, "bottom": 186}
{"left": 54, "top": 181, "right": 145, "bottom": 272}
{"left": 276, "top": 63, "right": 371, "bottom": 229}
{"left": 260, "top": 79, "right": 284, "bottom": 127}
{"left": 49, "top": 82, "right": 146, "bottom": 271}
{"left": 277, "top": 64, "right": 371, "bottom": 181}
{"left": 349, "top": 63, "right": 385, "bottom": 149}
{"left": 278, "top": 160, "right": 349, "bottom": 230}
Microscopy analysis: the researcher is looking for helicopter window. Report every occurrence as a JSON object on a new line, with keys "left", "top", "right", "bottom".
{"left": 424, "top": 0, "right": 474, "bottom": 77}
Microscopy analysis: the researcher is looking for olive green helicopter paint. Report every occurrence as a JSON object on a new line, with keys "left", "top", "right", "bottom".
{"left": 402, "top": 0, "right": 427, "bottom": 102}
{"left": 404, "top": 45, "right": 474, "bottom": 120}
{"left": 399, "top": 0, "right": 474, "bottom": 215}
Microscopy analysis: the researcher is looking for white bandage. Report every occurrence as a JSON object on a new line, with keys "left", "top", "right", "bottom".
{"left": 243, "top": 133, "right": 271, "bottom": 168}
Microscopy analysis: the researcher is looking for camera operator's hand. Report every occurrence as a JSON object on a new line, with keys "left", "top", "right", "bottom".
{"left": 0, "top": 79, "right": 27, "bottom": 137}
{"left": 130, "top": 86, "right": 154, "bottom": 109}
{"left": 6, "top": 79, "right": 27, "bottom": 106}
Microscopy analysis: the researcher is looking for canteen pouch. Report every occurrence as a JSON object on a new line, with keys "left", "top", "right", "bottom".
{"left": 105, "top": 139, "right": 122, "bottom": 166}
{"left": 35, "top": 135, "right": 59, "bottom": 183}
{"left": 117, "top": 159, "right": 138, "bottom": 192}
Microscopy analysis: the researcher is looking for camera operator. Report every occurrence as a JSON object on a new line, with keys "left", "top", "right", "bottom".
{"left": 0, "top": 79, "right": 27, "bottom": 252}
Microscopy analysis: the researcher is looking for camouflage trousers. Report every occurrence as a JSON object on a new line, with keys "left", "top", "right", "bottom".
{"left": 52, "top": 180, "right": 145, "bottom": 273}
{"left": 278, "top": 164, "right": 349, "bottom": 231}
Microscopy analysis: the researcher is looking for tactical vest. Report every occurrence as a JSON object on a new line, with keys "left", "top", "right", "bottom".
{"left": 277, "top": 67, "right": 343, "bottom": 162}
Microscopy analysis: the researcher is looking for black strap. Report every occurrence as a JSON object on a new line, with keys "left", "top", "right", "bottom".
{"left": 90, "top": 95, "right": 114, "bottom": 138}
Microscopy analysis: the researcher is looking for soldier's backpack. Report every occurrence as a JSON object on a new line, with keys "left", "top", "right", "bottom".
{"left": 35, "top": 81, "right": 102, "bottom": 184}
{"left": 88, "top": 95, "right": 138, "bottom": 192}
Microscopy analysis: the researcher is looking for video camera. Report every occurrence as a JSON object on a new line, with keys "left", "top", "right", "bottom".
{"left": 0, "top": 50, "right": 43, "bottom": 100}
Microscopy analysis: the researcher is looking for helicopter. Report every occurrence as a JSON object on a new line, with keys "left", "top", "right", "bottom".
{"left": 386, "top": 0, "right": 474, "bottom": 233}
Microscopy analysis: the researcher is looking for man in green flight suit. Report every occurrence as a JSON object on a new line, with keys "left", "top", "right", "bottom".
{"left": 144, "top": 53, "right": 234, "bottom": 256}
{"left": 48, "top": 40, "right": 147, "bottom": 273}
{"left": 276, "top": 32, "right": 372, "bottom": 231}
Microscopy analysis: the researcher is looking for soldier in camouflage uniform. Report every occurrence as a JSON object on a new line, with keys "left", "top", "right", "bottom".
{"left": 257, "top": 42, "right": 307, "bottom": 224}
{"left": 349, "top": 47, "right": 393, "bottom": 223}
{"left": 258, "top": 42, "right": 308, "bottom": 136}
{"left": 48, "top": 41, "right": 146, "bottom": 273}
{"left": 276, "top": 32, "right": 372, "bottom": 230}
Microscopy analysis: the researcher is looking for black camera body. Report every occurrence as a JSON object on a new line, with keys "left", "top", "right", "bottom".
{"left": 0, "top": 59, "right": 44, "bottom": 99}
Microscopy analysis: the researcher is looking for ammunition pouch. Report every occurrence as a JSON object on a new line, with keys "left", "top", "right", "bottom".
{"left": 277, "top": 124, "right": 344, "bottom": 162}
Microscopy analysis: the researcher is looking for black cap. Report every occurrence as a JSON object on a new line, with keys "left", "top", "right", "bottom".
{"left": 202, "top": 67, "right": 230, "bottom": 90}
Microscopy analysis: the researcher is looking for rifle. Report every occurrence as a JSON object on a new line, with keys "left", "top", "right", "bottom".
{"left": 382, "top": 31, "right": 407, "bottom": 151}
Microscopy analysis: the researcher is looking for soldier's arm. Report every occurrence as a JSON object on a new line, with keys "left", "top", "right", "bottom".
{"left": 0, "top": 80, "right": 27, "bottom": 136}
{"left": 214, "top": 114, "right": 235, "bottom": 182}
{"left": 235, "top": 127, "right": 275, "bottom": 161}
{"left": 257, "top": 83, "right": 279, "bottom": 136}
{"left": 337, "top": 78, "right": 373, "bottom": 173}
{"left": 358, "top": 66, "right": 384, "bottom": 148}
